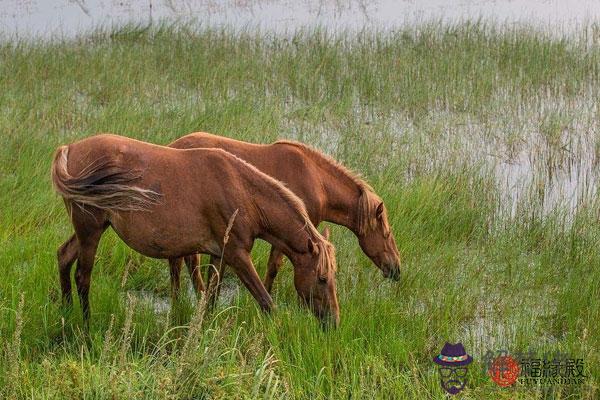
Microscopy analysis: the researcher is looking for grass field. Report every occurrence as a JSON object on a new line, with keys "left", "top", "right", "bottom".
{"left": 1, "top": 22, "right": 599, "bottom": 399}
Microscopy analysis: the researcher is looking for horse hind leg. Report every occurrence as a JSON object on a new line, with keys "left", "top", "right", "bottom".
{"left": 184, "top": 254, "right": 205, "bottom": 295}
{"left": 71, "top": 208, "right": 107, "bottom": 330}
{"left": 263, "top": 247, "right": 285, "bottom": 294}
{"left": 74, "top": 229, "right": 104, "bottom": 329}
{"left": 205, "top": 255, "right": 226, "bottom": 309}
{"left": 57, "top": 233, "right": 79, "bottom": 306}
{"left": 169, "top": 257, "right": 183, "bottom": 301}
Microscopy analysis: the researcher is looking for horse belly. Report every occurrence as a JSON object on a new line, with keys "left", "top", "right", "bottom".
{"left": 107, "top": 211, "right": 221, "bottom": 259}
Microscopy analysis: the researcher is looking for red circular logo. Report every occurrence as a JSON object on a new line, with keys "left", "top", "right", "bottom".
{"left": 488, "top": 355, "right": 520, "bottom": 387}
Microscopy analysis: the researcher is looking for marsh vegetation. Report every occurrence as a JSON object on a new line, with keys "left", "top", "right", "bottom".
{"left": 0, "top": 22, "right": 599, "bottom": 398}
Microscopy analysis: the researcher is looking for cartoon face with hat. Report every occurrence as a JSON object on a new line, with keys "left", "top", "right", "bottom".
{"left": 433, "top": 342, "right": 473, "bottom": 395}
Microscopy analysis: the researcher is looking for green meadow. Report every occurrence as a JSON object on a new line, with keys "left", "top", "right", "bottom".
{"left": 0, "top": 22, "right": 599, "bottom": 398}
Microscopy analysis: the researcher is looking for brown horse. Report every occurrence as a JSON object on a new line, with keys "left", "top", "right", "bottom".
{"left": 169, "top": 132, "right": 401, "bottom": 294}
{"left": 52, "top": 134, "right": 339, "bottom": 327}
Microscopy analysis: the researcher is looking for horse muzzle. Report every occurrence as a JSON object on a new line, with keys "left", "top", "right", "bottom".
{"left": 382, "top": 263, "right": 401, "bottom": 281}
{"left": 319, "top": 311, "right": 340, "bottom": 330}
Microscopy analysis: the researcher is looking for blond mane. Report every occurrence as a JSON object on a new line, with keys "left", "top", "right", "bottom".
{"left": 217, "top": 149, "right": 337, "bottom": 276}
{"left": 274, "top": 140, "right": 385, "bottom": 236}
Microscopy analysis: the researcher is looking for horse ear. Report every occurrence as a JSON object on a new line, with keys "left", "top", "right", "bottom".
{"left": 376, "top": 202, "right": 384, "bottom": 219}
{"left": 321, "top": 227, "right": 331, "bottom": 240}
{"left": 307, "top": 238, "right": 319, "bottom": 255}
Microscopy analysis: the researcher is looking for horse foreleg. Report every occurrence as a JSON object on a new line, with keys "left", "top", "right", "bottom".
{"left": 225, "top": 250, "right": 273, "bottom": 313}
{"left": 184, "top": 254, "right": 205, "bottom": 295}
{"left": 264, "top": 247, "right": 284, "bottom": 294}
{"left": 57, "top": 233, "right": 79, "bottom": 306}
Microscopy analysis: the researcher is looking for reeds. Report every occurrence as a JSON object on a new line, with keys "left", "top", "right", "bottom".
{"left": 0, "top": 23, "right": 598, "bottom": 399}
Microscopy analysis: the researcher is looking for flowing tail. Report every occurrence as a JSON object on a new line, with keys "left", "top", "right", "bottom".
{"left": 51, "top": 145, "right": 161, "bottom": 211}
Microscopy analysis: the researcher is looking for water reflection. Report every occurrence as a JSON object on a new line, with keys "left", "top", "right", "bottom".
{"left": 1, "top": 0, "right": 599, "bottom": 39}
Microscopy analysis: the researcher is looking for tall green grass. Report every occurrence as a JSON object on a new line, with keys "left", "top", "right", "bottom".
{"left": 0, "top": 22, "right": 599, "bottom": 398}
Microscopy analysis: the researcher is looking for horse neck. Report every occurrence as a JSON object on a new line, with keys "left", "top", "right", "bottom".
{"left": 318, "top": 164, "right": 363, "bottom": 233}
{"left": 254, "top": 190, "right": 314, "bottom": 257}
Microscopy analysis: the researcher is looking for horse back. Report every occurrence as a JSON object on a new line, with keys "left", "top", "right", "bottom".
{"left": 170, "top": 132, "right": 326, "bottom": 224}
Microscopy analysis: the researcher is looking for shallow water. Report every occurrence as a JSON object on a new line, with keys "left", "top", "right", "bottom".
{"left": 1, "top": 0, "right": 599, "bottom": 39}
{"left": 126, "top": 278, "right": 240, "bottom": 314}
{"left": 305, "top": 84, "right": 599, "bottom": 220}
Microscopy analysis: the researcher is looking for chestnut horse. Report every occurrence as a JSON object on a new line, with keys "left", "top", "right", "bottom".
{"left": 52, "top": 134, "right": 339, "bottom": 327}
{"left": 170, "top": 132, "right": 401, "bottom": 294}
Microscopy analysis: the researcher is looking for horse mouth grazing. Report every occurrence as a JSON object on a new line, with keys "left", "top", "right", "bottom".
{"left": 319, "top": 311, "right": 340, "bottom": 330}
{"left": 382, "top": 264, "right": 401, "bottom": 281}
{"left": 309, "top": 302, "right": 340, "bottom": 329}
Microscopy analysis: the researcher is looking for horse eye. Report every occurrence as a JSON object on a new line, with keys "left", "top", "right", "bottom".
{"left": 318, "top": 275, "right": 328, "bottom": 284}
